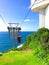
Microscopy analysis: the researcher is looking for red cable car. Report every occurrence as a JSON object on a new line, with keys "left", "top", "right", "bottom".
{"left": 17, "top": 34, "right": 21, "bottom": 43}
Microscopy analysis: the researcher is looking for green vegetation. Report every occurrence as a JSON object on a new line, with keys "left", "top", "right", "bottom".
{"left": 0, "top": 28, "right": 49, "bottom": 65}
{"left": 21, "top": 28, "right": 49, "bottom": 65}
{"left": 0, "top": 51, "right": 45, "bottom": 65}
{"left": 21, "top": 28, "right": 49, "bottom": 50}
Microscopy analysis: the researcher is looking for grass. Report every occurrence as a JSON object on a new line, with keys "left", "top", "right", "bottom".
{"left": 0, "top": 28, "right": 49, "bottom": 65}
{"left": 0, "top": 51, "right": 45, "bottom": 65}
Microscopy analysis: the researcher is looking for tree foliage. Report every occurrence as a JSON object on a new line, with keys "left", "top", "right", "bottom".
{"left": 21, "top": 28, "right": 49, "bottom": 52}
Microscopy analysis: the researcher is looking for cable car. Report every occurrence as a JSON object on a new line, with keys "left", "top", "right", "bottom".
{"left": 17, "top": 34, "right": 21, "bottom": 43}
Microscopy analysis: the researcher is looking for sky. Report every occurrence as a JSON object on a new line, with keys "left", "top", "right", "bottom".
{"left": 0, "top": 0, "right": 39, "bottom": 31}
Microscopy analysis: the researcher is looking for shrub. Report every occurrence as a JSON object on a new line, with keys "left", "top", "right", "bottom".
{"left": 21, "top": 28, "right": 49, "bottom": 52}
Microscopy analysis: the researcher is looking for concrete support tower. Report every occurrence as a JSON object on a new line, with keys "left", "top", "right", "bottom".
{"left": 31, "top": 0, "right": 49, "bottom": 29}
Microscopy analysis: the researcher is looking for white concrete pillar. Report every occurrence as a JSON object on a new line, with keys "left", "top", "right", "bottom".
{"left": 39, "top": 10, "right": 45, "bottom": 28}
{"left": 31, "top": 0, "right": 35, "bottom": 6}
{"left": 31, "top": 0, "right": 35, "bottom": 4}
{"left": 45, "top": 5, "right": 49, "bottom": 29}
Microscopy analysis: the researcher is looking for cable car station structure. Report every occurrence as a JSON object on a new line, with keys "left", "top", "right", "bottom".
{"left": 7, "top": 23, "right": 21, "bottom": 39}
{"left": 7, "top": 23, "right": 21, "bottom": 49}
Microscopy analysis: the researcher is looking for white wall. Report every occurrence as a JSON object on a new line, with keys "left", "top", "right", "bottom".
{"left": 39, "top": 10, "right": 45, "bottom": 28}
{"left": 39, "top": 5, "right": 49, "bottom": 29}
{"left": 45, "top": 5, "right": 49, "bottom": 29}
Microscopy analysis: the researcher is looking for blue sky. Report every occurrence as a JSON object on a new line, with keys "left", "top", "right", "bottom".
{"left": 0, "top": 0, "right": 39, "bottom": 31}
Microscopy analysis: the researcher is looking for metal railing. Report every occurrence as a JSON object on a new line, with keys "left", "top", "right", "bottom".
{"left": 34, "top": 0, "right": 46, "bottom": 4}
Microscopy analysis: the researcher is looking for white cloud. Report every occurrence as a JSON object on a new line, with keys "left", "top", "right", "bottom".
{"left": 24, "top": 19, "right": 35, "bottom": 23}
{"left": 24, "top": 19, "right": 31, "bottom": 22}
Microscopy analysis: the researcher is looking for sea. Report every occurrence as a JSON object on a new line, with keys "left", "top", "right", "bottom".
{"left": 0, "top": 31, "right": 34, "bottom": 52}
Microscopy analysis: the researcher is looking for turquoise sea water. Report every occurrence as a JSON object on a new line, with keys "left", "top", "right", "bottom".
{"left": 0, "top": 31, "right": 34, "bottom": 52}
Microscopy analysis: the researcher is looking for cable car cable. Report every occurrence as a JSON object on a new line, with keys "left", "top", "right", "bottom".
{"left": 0, "top": 14, "right": 8, "bottom": 27}
{"left": 20, "top": 9, "right": 31, "bottom": 26}
{"left": 20, "top": 0, "right": 36, "bottom": 27}
{"left": 0, "top": 0, "right": 36, "bottom": 28}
